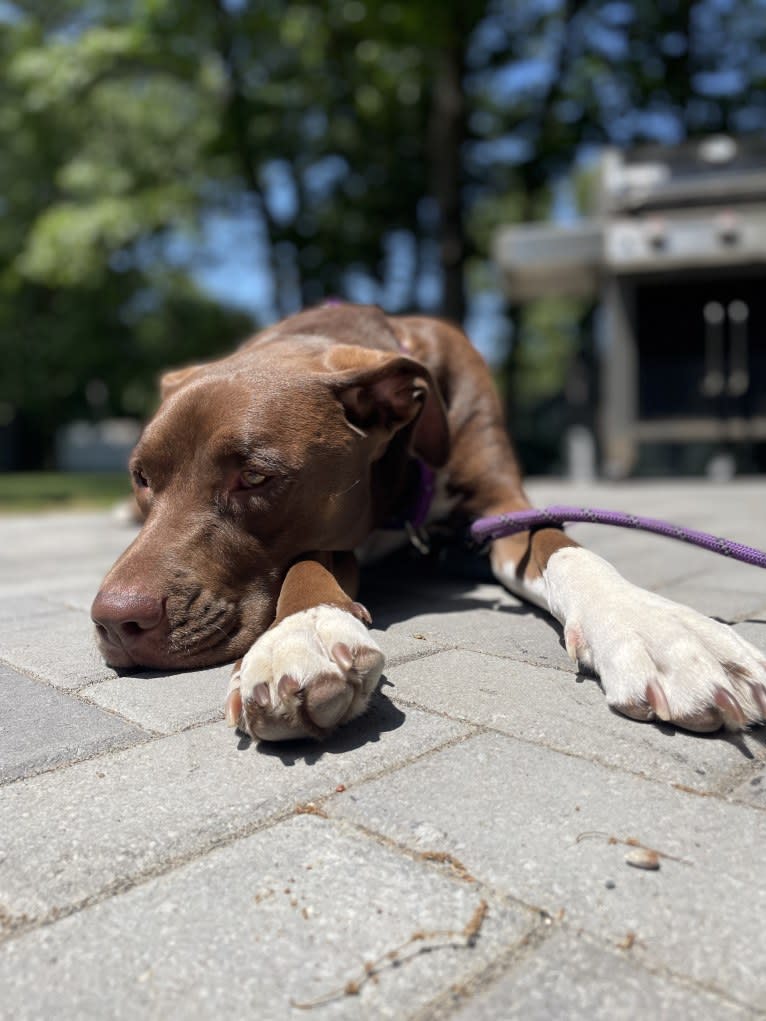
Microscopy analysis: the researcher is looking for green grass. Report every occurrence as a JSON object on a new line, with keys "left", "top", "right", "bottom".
{"left": 0, "top": 472, "right": 132, "bottom": 513}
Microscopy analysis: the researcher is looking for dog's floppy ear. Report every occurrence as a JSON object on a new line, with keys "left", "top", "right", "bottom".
{"left": 328, "top": 347, "right": 449, "bottom": 468}
{"left": 158, "top": 364, "right": 206, "bottom": 402}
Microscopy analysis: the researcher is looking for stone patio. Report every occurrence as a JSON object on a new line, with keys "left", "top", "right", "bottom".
{"left": 1, "top": 480, "right": 765, "bottom": 1019}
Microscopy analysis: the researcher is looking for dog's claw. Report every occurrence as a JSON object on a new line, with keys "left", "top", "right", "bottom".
{"left": 646, "top": 678, "right": 671, "bottom": 722}
{"left": 332, "top": 641, "right": 354, "bottom": 671}
{"left": 747, "top": 681, "right": 766, "bottom": 719}
{"left": 277, "top": 674, "right": 300, "bottom": 699}
{"left": 225, "top": 687, "right": 242, "bottom": 728}
{"left": 714, "top": 688, "right": 748, "bottom": 730}
{"left": 253, "top": 682, "right": 271, "bottom": 707}
{"left": 350, "top": 601, "right": 372, "bottom": 626}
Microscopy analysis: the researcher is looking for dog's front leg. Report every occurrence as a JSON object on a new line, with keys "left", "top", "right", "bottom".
{"left": 492, "top": 527, "right": 766, "bottom": 734}
{"left": 225, "top": 555, "right": 384, "bottom": 741}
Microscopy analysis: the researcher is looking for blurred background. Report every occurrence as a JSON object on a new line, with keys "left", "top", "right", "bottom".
{"left": 1, "top": 0, "right": 765, "bottom": 509}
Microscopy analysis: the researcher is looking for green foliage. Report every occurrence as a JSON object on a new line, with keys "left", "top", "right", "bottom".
{"left": 514, "top": 297, "right": 587, "bottom": 405}
{"left": 1, "top": 0, "right": 765, "bottom": 468}
{"left": 0, "top": 472, "right": 131, "bottom": 512}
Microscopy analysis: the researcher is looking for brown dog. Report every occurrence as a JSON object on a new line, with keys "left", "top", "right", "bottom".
{"left": 92, "top": 303, "right": 766, "bottom": 741}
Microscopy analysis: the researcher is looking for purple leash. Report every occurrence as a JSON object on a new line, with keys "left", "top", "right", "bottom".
{"left": 470, "top": 505, "right": 766, "bottom": 569}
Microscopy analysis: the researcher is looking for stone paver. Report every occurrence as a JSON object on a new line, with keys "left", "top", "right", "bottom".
{"left": 84, "top": 664, "right": 232, "bottom": 733}
{"left": 2, "top": 481, "right": 766, "bottom": 1019}
{"left": 0, "top": 814, "right": 534, "bottom": 1021}
{"left": 384, "top": 648, "right": 761, "bottom": 796}
{"left": 327, "top": 730, "right": 766, "bottom": 1008}
{"left": 0, "top": 709, "right": 467, "bottom": 921}
{"left": 0, "top": 663, "right": 146, "bottom": 783}
{"left": 0, "top": 605, "right": 116, "bottom": 689}
{"left": 450, "top": 928, "right": 750, "bottom": 1020}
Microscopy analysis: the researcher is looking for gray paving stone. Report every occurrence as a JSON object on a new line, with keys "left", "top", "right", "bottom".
{"left": 370, "top": 626, "right": 445, "bottom": 667}
{"left": 0, "top": 664, "right": 146, "bottom": 784}
{"left": 651, "top": 582, "right": 766, "bottom": 622}
{"left": 0, "top": 571, "right": 107, "bottom": 601}
{"left": 0, "top": 512, "right": 134, "bottom": 596}
{"left": 599, "top": 548, "right": 716, "bottom": 591}
{"left": 526, "top": 479, "right": 766, "bottom": 528}
{"left": 0, "top": 707, "right": 468, "bottom": 921}
{"left": 328, "top": 731, "right": 766, "bottom": 1008}
{"left": 39, "top": 572, "right": 112, "bottom": 614}
{"left": 683, "top": 561, "right": 766, "bottom": 596}
{"left": 379, "top": 586, "right": 573, "bottom": 674}
{"left": 727, "top": 762, "right": 766, "bottom": 811}
{"left": 0, "top": 606, "right": 114, "bottom": 689}
{"left": 385, "top": 648, "right": 761, "bottom": 793}
{"left": 84, "top": 665, "right": 232, "bottom": 734}
{"left": 2, "top": 486, "right": 766, "bottom": 1018}
{"left": 0, "top": 814, "right": 534, "bottom": 1021}
{"left": 450, "top": 927, "right": 749, "bottom": 1020}
{"left": 733, "top": 614, "right": 766, "bottom": 655}
{"left": 0, "top": 594, "right": 63, "bottom": 626}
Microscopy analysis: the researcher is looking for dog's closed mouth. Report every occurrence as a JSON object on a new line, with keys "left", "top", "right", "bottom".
{"left": 95, "top": 610, "right": 241, "bottom": 671}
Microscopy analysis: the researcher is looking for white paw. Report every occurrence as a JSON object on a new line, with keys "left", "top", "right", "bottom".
{"left": 545, "top": 548, "right": 766, "bottom": 733}
{"left": 226, "top": 605, "right": 384, "bottom": 741}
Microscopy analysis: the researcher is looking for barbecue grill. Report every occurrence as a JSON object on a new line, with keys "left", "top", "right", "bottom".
{"left": 494, "top": 136, "right": 766, "bottom": 476}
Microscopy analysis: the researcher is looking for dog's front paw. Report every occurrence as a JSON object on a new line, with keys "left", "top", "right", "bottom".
{"left": 225, "top": 605, "right": 384, "bottom": 741}
{"left": 547, "top": 548, "right": 766, "bottom": 733}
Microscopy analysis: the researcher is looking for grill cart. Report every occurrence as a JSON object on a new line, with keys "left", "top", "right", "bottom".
{"left": 494, "top": 136, "right": 766, "bottom": 477}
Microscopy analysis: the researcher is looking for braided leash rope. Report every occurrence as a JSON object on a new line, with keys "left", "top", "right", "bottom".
{"left": 470, "top": 505, "right": 766, "bottom": 569}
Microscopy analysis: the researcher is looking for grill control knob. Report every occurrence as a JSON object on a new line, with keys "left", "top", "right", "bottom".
{"left": 716, "top": 211, "right": 740, "bottom": 244}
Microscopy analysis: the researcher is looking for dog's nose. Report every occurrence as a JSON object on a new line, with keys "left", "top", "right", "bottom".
{"left": 91, "top": 588, "right": 165, "bottom": 644}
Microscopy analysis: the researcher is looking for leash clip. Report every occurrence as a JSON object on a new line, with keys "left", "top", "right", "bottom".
{"left": 405, "top": 521, "right": 431, "bottom": 556}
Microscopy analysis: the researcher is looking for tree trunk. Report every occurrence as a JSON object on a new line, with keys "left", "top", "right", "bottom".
{"left": 429, "top": 40, "right": 467, "bottom": 325}
{"left": 210, "top": 0, "right": 290, "bottom": 320}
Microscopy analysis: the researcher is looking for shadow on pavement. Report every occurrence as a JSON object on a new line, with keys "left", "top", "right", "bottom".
{"left": 241, "top": 683, "right": 407, "bottom": 766}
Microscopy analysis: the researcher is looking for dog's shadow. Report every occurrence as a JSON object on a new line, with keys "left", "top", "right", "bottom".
{"left": 358, "top": 543, "right": 553, "bottom": 628}
{"left": 242, "top": 677, "right": 405, "bottom": 765}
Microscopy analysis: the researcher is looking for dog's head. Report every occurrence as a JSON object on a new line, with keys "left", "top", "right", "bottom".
{"left": 91, "top": 306, "right": 448, "bottom": 669}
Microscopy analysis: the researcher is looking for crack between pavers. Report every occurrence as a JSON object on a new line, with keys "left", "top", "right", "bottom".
{"left": 397, "top": 635, "right": 577, "bottom": 676}
{"left": 0, "top": 651, "right": 118, "bottom": 697}
{"left": 383, "top": 695, "right": 766, "bottom": 813}
{"left": 320, "top": 815, "right": 569, "bottom": 930}
{"left": 0, "top": 713, "right": 236, "bottom": 790}
{"left": 0, "top": 713, "right": 243, "bottom": 790}
{"left": 414, "top": 910, "right": 763, "bottom": 1020}
{"left": 567, "top": 919, "right": 766, "bottom": 1016}
{"left": 0, "top": 728, "right": 155, "bottom": 788}
{"left": 410, "top": 919, "right": 558, "bottom": 1021}
{"left": 380, "top": 645, "right": 459, "bottom": 671}
{"left": 705, "top": 754, "right": 766, "bottom": 805}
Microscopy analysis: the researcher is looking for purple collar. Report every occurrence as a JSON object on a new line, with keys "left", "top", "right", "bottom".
{"left": 409, "top": 459, "right": 437, "bottom": 528}
{"left": 383, "top": 458, "right": 437, "bottom": 531}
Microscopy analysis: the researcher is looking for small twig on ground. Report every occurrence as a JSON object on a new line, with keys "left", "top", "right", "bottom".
{"left": 290, "top": 900, "right": 489, "bottom": 1010}
{"left": 416, "top": 850, "right": 476, "bottom": 883}
{"left": 574, "top": 831, "right": 691, "bottom": 865}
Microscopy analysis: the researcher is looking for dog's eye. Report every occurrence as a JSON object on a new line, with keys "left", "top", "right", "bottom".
{"left": 132, "top": 468, "right": 150, "bottom": 490}
{"left": 240, "top": 470, "right": 268, "bottom": 488}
